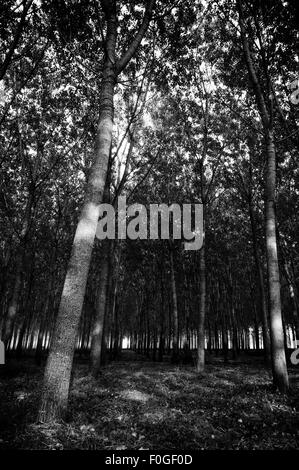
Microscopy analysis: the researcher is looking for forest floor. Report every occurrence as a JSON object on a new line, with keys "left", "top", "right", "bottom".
{"left": 0, "top": 351, "right": 298, "bottom": 450}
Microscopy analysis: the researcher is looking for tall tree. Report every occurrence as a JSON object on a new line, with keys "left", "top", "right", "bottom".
{"left": 237, "top": 0, "right": 288, "bottom": 392}
{"left": 38, "top": 0, "right": 156, "bottom": 422}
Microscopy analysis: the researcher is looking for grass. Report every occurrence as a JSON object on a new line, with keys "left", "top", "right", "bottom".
{"left": 0, "top": 351, "right": 298, "bottom": 450}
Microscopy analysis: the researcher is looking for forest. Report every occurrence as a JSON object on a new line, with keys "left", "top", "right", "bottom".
{"left": 0, "top": 0, "right": 298, "bottom": 452}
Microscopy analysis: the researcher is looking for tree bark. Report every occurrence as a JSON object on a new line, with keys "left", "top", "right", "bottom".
{"left": 266, "top": 130, "right": 289, "bottom": 392}
{"left": 38, "top": 0, "right": 155, "bottom": 422}
{"left": 38, "top": 2, "right": 117, "bottom": 422}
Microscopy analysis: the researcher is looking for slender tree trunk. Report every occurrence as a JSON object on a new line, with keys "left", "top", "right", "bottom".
{"left": 266, "top": 130, "right": 289, "bottom": 392}
{"left": 38, "top": 7, "right": 117, "bottom": 422}
{"left": 283, "top": 260, "right": 299, "bottom": 341}
{"left": 111, "top": 276, "right": 120, "bottom": 359}
{"left": 238, "top": 1, "right": 288, "bottom": 392}
{"left": 112, "top": 303, "right": 119, "bottom": 359}
{"left": 158, "top": 274, "right": 165, "bottom": 362}
{"left": 222, "top": 324, "right": 229, "bottom": 362}
{"left": 152, "top": 328, "right": 157, "bottom": 361}
{"left": 254, "top": 311, "right": 260, "bottom": 351}
{"left": 146, "top": 312, "right": 150, "bottom": 358}
{"left": 90, "top": 245, "right": 110, "bottom": 377}
{"left": 197, "top": 245, "right": 205, "bottom": 372}
{"left": 37, "top": 0, "right": 156, "bottom": 422}
{"left": 35, "top": 248, "right": 58, "bottom": 365}
{"left": 0, "top": 246, "right": 11, "bottom": 335}
{"left": 16, "top": 256, "right": 36, "bottom": 357}
{"left": 214, "top": 321, "right": 219, "bottom": 354}
{"left": 2, "top": 169, "right": 34, "bottom": 347}
{"left": 249, "top": 202, "right": 271, "bottom": 362}
{"left": 3, "top": 252, "right": 23, "bottom": 346}
{"left": 170, "top": 247, "right": 179, "bottom": 362}
{"left": 35, "top": 313, "right": 47, "bottom": 366}
{"left": 231, "top": 307, "right": 239, "bottom": 360}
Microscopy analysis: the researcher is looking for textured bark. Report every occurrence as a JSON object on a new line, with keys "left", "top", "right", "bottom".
{"left": 266, "top": 130, "right": 289, "bottom": 392}
{"left": 38, "top": 3, "right": 117, "bottom": 422}
{"left": 197, "top": 245, "right": 206, "bottom": 372}
{"left": 38, "top": 0, "right": 155, "bottom": 422}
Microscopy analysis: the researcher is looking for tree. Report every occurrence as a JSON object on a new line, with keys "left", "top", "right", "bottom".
{"left": 237, "top": 0, "right": 289, "bottom": 392}
{"left": 38, "top": 0, "right": 156, "bottom": 422}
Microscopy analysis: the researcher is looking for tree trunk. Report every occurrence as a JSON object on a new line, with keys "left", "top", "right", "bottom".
{"left": 222, "top": 317, "right": 229, "bottom": 363}
{"left": 197, "top": 245, "right": 205, "bottom": 372}
{"left": 158, "top": 273, "right": 165, "bottom": 362}
{"left": 231, "top": 307, "right": 239, "bottom": 360}
{"left": 254, "top": 310, "right": 260, "bottom": 351}
{"left": 38, "top": 0, "right": 155, "bottom": 422}
{"left": 249, "top": 202, "right": 271, "bottom": 362}
{"left": 35, "top": 312, "right": 47, "bottom": 366}
{"left": 283, "top": 260, "right": 299, "bottom": 342}
{"left": 170, "top": 248, "right": 179, "bottom": 362}
{"left": 266, "top": 129, "right": 289, "bottom": 392}
{"left": 38, "top": 7, "right": 117, "bottom": 422}
{"left": 2, "top": 168, "right": 34, "bottom": 347}
{"left": 238, "top": 0, "right": 288, "bottom": 392}
{"left": 3, "top": 251, "right": 23, "bottom": 346}
{"left": 90, "top": 245, "right": 110, "bottom": 377}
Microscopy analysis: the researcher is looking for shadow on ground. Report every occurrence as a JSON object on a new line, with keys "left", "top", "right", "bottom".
{"left": 0, "top": 352, "right": 298, "bottom": 450}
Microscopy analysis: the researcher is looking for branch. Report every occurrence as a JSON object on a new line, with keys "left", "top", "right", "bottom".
{"left": 236, "top": 0, "right": 270, "bottom": 130}
{"left": 116, "top": 0, "right": 155, "bottom": 75}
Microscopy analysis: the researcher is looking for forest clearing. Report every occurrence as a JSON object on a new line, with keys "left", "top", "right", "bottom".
{"left": 0, "top": 0, "right": 299, "bottom": 455}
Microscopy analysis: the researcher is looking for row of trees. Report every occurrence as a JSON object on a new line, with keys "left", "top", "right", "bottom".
{"left": 0, "top": 0, "right": 298, "bottom": 422}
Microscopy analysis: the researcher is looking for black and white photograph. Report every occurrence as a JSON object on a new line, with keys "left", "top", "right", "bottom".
{"left": 0, "top": 0, "right": 298, "bottom": 456}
